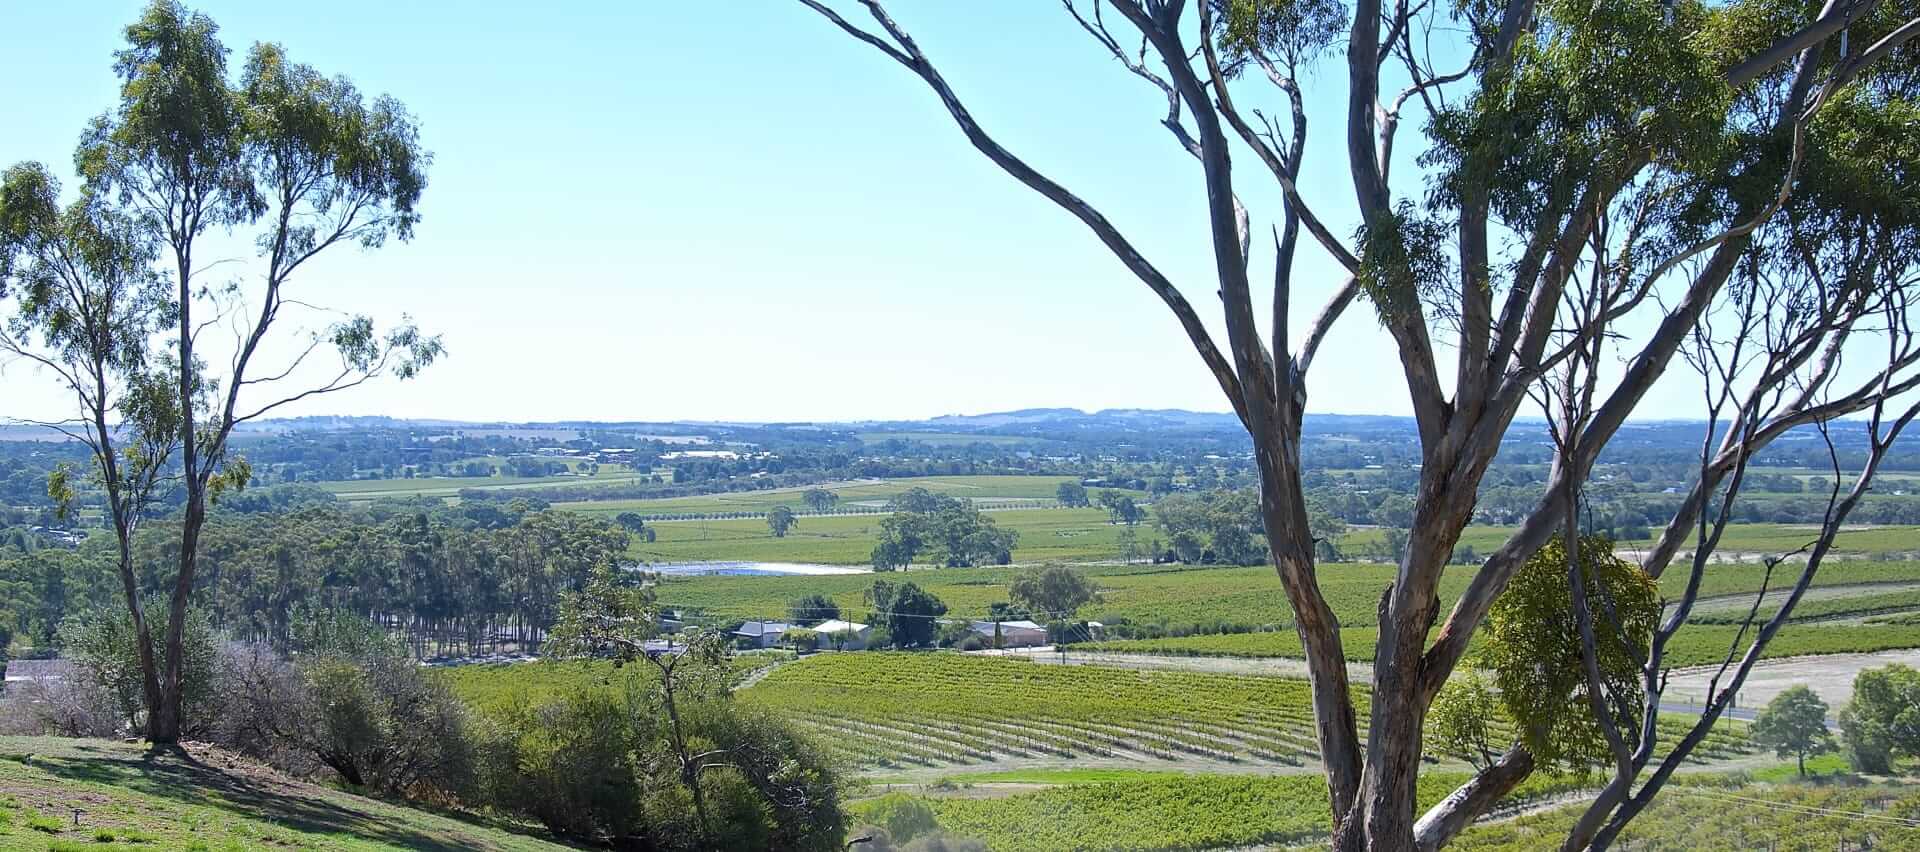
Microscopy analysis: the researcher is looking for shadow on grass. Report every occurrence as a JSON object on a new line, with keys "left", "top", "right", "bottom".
{"left": 0, "top": 744, "right": 535, "bottom": 852}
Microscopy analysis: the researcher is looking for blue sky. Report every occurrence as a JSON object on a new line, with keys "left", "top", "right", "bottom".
{"left": 2, "top": 1, "right": 1715, "bottom": 424}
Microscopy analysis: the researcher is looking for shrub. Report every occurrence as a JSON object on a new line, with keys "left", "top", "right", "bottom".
{"left": 57, "top": 598, "right": 219, "bottom": 736}
{"left": 298, "top": 654, "right": 476, "bottom": 798}
{"left": 856, "top": 793, "right": 940, "bottom": 843}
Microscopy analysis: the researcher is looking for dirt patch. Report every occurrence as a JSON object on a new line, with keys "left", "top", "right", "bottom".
{"left": 1664, "top": 648, "right": 1920, "bottom": 709}
{"left": 1675, "top": 581, "right": 1920, "bottom": 616}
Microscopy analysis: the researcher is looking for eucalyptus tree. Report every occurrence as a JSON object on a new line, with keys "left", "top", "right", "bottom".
{"left": 0, "top": 163, "right": 180, "bottom": 730}
{"left": 73, "top": 0, "right": 441, "bottom": 742}
{"left": 794, "top": 0, "right": 1920, "bottom": 848}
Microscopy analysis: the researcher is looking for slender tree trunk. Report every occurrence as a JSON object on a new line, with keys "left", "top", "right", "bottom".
{"left": 153, "top": 240, "right": 201, "bottom": 746}
{"left": 660, "top": 678, "right": 711, "bottom": 841}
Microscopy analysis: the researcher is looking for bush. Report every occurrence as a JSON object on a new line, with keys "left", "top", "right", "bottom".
{"left": 298, "top": 653, "right": 476, "bottom": 799}
{"left": 494, "top": 689, "right": 644, "bottom": 842}
{"left": 856, "top": 793, "right": 939, "bottom": 843}
{"left": 56, "top": 598, "right": 218, "bottom": 736}
{"left": 782, "top": 628, "right": 820, "bottom": 652}
{"left": 482, "top": 669, "right": 846, "bottom": 850}
{"left": 0, "top": 667, "right": 120, "bottom": 737}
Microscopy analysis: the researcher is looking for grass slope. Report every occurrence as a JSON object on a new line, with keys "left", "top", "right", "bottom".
{"left": 0, "top": 737, "right": 566, "bottom": 851}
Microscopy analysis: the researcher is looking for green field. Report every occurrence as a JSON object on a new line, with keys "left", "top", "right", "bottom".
{"left": 0, "top": 736, "right": 562, "bottom": 851}
{"left": 1075, "top": 621, "right": 1920, "bottom": 667}
{"left": 656, "top": 556, "right": 1920, "bottom": 629}
{"left": 316, "top": 459, "right": 653, "bottom": 501}
{"left": 632, "top": 506, "right": 1135, "bottom": 565}
{"left": 437, "top": 654, "right": 789, "bottom": 718}
{"left": 629, "top": 509, "right": 1918, "bottom": 569}
{"left": 562, "top": 474, "right": 1138, "bottom": 517}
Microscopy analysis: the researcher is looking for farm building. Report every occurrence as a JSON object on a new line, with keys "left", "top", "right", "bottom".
{"left": 733, "top": 620, "right": 792, "bottom": 649}
{"left": 808, "top": 619, "right": 871, "bottom": 650}
{"left": 3, "top": 658, "right": 71, "bottom": 686}
{"left": 968, "top": 619, "right": 1049, "bottom": 648}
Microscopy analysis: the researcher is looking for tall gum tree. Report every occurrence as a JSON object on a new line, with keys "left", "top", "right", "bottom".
{"left": 49, "top": 0, "right": 442, "bottom": 744}
{"left": 0, "top": 163, "right": 181, "bottom": 734}
{"left": 792, "top": 0, "right": 1920, "bottom": 848}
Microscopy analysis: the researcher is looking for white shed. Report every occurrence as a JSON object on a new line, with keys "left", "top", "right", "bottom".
{"left": 968, "top": 619, "right": 1049, "bottom": 648}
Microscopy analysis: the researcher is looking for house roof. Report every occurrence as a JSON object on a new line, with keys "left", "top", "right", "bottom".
{"left": 809, "top": 619, "right": 869, "bottom": 634}
{"left": 732, "top": 621, "right": 792, "bottom": 637}
{"left": 970, "top": 619, "right": 1046, "bottom": 631}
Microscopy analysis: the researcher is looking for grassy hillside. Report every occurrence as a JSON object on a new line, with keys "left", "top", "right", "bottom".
{"left": 0, "top": 737, "right": 567, "bottom": 851}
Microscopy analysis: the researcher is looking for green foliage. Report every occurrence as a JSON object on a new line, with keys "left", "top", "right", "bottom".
{"left": 60, "top": 597, "right": 216, "bottom": 734}
{"left": 478, "top": 662, "right": 845, "bottom": 850}
{"left": 788, "top": 593, "right": 840, "bottom": 625}
{"left": 1431, "top": 669, "right": 1503, "bottom": 769}
{"left": 1481, "top": 534, "right": 1659, "bottom": 771}
{"left": 1007, "top": 564, "right": 1098, "bottom": 618}
{"left": 1211, "top": 0, "right": 1346, "bottom": 71}
{"left": 802, "top": 487, "right": 840, "bottom": 512}
{"left": 1055, "top": 480, "right": 1089, "bottom": 508}
{"left": 1750, "top": 685, "right": 1834, "bottom": 775}
{"left": 298, "top": 653, "right": 476, "bottom": 797}
{"left": 543, "top": 564, "right": 660, "bottom": 662}
{"left": 854, "top": 793, "right": 941, "bottom": 843}
{"left": 1839, "top": 663, "right": 1920, "bottom": 773}
{"left": 867, "top": 580, "right": 947, "bottom": 648}
{"left": 1354, "top": 201, "right": 1453, "bottom": 324}
{"left": 1151, "top": 489, "right": 1264, "bottom": 565}
{"left": 767, "top": 505, "right": 798, "bottom": 538}
{"left": 871, "top": 489, "right": 1016, "bottom": 570}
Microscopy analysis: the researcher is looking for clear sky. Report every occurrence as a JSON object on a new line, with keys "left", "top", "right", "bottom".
{"left": 2, "top": 1, "right": 1716, "bottom": 424}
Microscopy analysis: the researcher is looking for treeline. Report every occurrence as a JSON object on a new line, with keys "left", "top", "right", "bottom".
{"left": 0, "top": 490, "right": 634, "bottom": 658}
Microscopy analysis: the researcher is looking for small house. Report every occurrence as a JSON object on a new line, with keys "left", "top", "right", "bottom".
{"left": 808, "top": 619, "right": 871, "bottom": 651}
{"left": 968, "top": 619, "right": 1049, "bottom": 648}
{"left": 732, "top": 620, "right": 792, "bottom": 649}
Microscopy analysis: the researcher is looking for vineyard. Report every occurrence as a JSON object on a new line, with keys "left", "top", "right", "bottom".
{"left": 737, "top": 653, "right": 1752, "bottom": 771}
{"left": 1072, "top": 621, "right": 1920, "bottom": 667}
{"left": 861, "top": 772, "right": 1596, "bottom": 851}
{"left": 656, "top": 555, "right": 1920, "bottom": 630}
{"left": 1451, "top": 781, "right": 1920, "bottom": 850}
{"left": 436, "top": 653, "right": 788, "bottom": 717}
